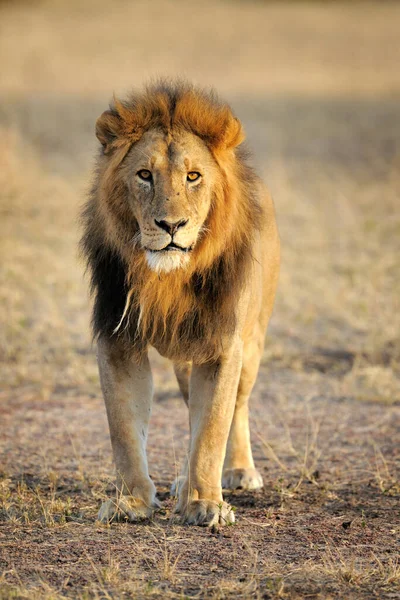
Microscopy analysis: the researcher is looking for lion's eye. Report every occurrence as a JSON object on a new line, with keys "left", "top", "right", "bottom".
{"left": 187, "top": 172, "right": 201, "bottom": 182}
{"left": 137, "top": 169, "right": 152, "bottom": 181}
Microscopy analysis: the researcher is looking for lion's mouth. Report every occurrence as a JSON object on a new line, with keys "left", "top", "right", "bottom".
{"left": 147, "top": 242, "right": 192, "bottom": 253}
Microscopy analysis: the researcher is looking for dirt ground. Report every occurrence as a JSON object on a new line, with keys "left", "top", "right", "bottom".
{"left": 0, "top": 1, "right": 399, "bottom": 598}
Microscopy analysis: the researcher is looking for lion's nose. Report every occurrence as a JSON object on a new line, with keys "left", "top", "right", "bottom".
{"left": 155, "top": 219, "right": 188, "bottom": 236}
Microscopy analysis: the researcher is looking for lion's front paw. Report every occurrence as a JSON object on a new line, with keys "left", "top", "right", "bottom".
{"left": 183, "top": 500, "right": 235, "bottom": 527}
{"left": 97, "top": 495, "right": 160, "bottom": 524}
{"left": 222, "top": 468, "right": 263, "bottom": 491}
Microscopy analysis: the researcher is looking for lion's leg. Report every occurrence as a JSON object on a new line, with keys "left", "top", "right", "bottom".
{"left": 222, "top": 335, "right": 264, "bottom": 491}
{"left": 96, "top": 337, "right": 159, "bottom": 523}
{"left": 170, "top": 361, "right": 192, "bottom": 496}
{"left": 176, "top": 339, "right": 243, "bottom": 526}
{"left": 173, "top": 361, "right": 191, "bottom": 406}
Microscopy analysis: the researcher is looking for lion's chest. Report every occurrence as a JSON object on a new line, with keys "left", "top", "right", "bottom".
{"left": 139, "top": 306, "right": 227, "bottom": 365}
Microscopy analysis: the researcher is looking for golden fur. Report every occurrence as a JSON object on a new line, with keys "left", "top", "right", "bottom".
{"left": 80, "top": 80, "right": 280, "bottom": 526}
{"left": 82, "top": 80, "right": 262, "bottom": 363}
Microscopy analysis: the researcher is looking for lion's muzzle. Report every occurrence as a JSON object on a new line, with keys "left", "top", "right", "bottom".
{"left": 154, "top": 218, "right": 188, "bottom": 236}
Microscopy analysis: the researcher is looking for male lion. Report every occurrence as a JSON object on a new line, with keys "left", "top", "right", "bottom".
{"left": 81, "top": 80, "right": 280, "bottom": 527}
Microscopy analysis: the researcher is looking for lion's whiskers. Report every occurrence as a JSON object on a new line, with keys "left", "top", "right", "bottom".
{"left": 131, "top": 231, "right": 141, "bottom": 248}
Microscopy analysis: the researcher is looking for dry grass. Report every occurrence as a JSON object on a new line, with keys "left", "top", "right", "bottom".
{"left": 0, "top": 0, "right": 399, "bottom": 598}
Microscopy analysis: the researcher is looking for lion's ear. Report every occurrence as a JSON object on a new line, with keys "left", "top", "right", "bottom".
{"left": 95, "top": 110, "right": 123, "bottom": 154}
{"left": 223, "top": 116, "right": 245, "bottom": 149}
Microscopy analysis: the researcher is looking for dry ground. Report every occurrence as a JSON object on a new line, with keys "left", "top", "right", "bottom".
{"left": 0, "top": 1, "right": 399, "bottom": 598}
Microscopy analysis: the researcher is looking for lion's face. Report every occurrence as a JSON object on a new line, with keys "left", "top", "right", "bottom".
{"left": 122, "top": 129, "right": 219, "bottom": 274}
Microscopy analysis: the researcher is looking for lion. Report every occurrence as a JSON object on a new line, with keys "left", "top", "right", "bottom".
{"left": 80, "top": 80, "right": 280, "bottom": 527}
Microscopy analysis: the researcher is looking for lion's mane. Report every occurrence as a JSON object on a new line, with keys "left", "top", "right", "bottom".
{"left": 81, "top": 80, "right": 263, "bottom": 363}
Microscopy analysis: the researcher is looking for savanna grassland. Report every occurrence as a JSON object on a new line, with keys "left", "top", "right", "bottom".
{"left": 0, "top": 1, "right": 399, "bottom": 598}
